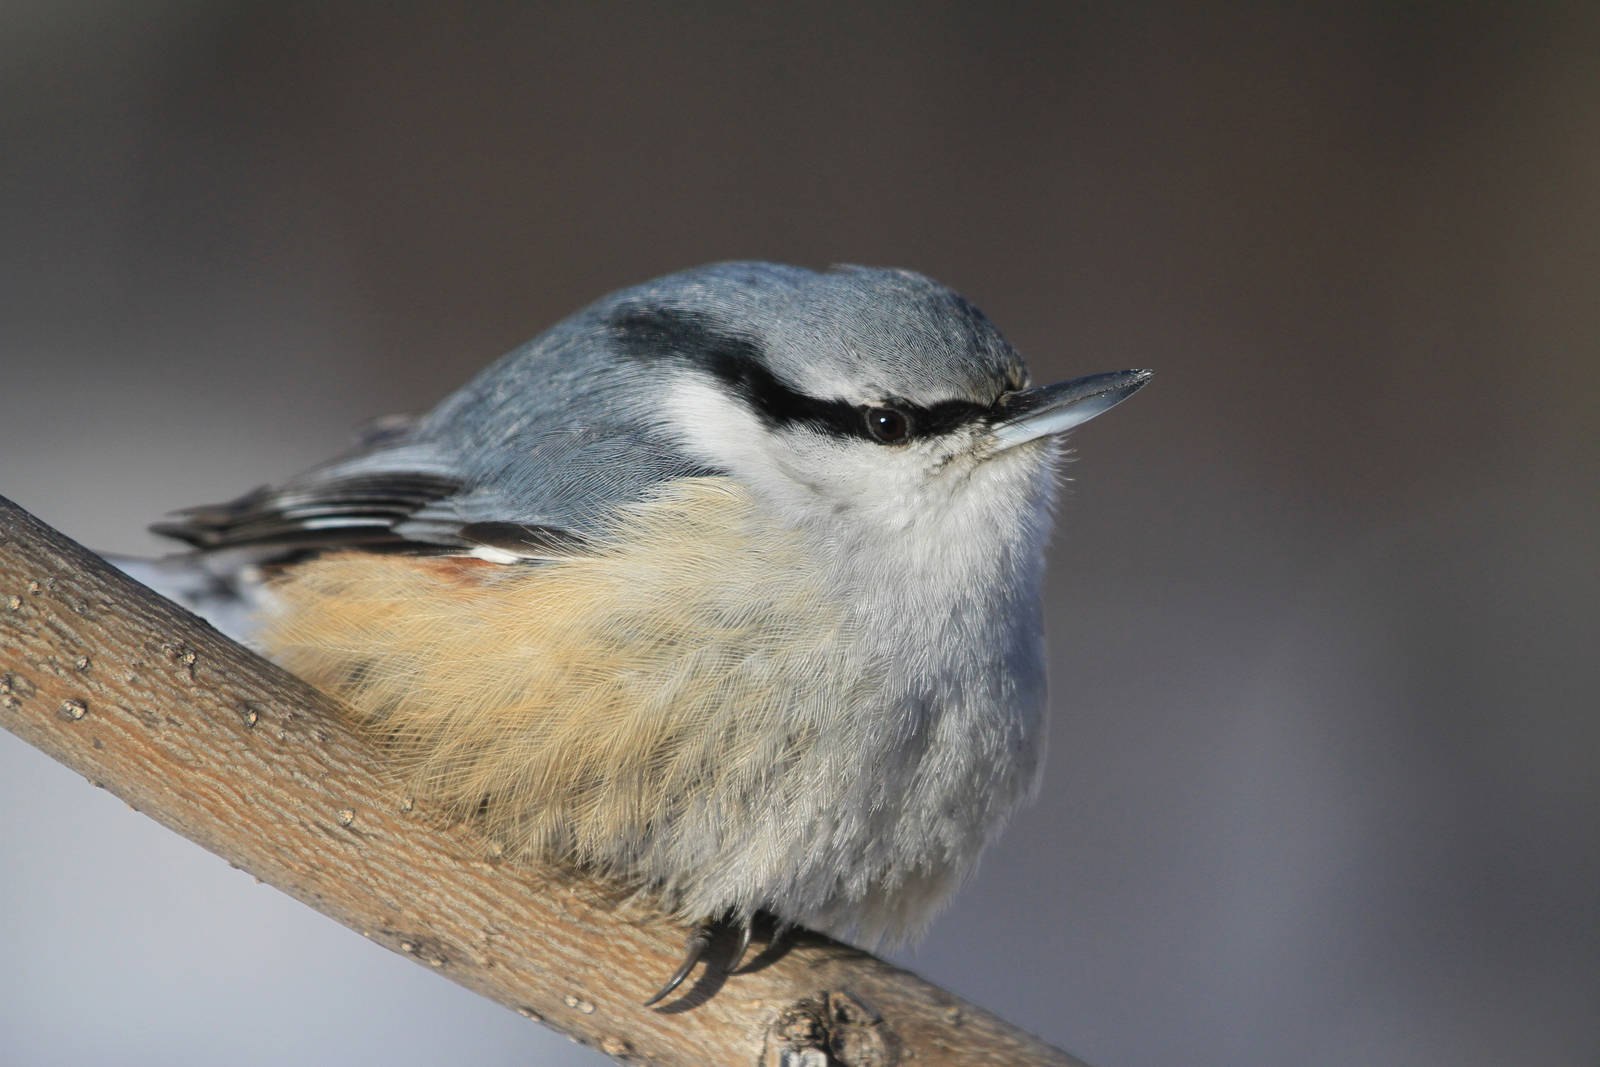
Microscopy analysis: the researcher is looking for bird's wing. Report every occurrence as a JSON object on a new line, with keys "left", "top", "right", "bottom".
{"left": 152, "top": 297, "right": 721, "bottom": 563}
{"left": 150, "top": 451, "right": 460, "bottom": 550}
{"left": 150, "top": 424, "right": 706, "bottom": 564}
{"left": 151, "top": 444, "right": 464, "bottom": 552}
{"left": 152, "top": 447, "right": 594, "bottom": 563}
{"left": 136, "top": 432, "right": 639, "bottom": 645}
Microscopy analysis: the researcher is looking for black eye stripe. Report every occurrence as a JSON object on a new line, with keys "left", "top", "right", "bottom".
{"left": 609, "top": 305, "right": 991, "bottom": 441}
{"left": 911, "top": 397, "right": 994, "bottom": 435}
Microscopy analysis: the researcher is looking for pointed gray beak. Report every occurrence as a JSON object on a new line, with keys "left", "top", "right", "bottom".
{"left": 991, "top": 369, "right": 1153, "bottom": 450}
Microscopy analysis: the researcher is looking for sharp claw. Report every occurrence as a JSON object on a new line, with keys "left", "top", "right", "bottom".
{"left": 643, "top": 923, "right": 714, "bottom": 1007}
{"left": 728, "top": 919, "right": 754, "bottom": 974}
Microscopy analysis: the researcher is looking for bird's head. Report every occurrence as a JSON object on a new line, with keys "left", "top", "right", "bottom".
{"left": 599, "top": 263, "right": 1150, "bottom": 550}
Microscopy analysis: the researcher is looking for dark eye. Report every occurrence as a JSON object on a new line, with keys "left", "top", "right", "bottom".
{"left": 865, "top": 405, "right": 912, "bottom": 444}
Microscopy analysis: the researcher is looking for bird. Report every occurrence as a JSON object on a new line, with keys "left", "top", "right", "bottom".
{"left": 119, "top": 261, "right": 1151, "bottom": 1005}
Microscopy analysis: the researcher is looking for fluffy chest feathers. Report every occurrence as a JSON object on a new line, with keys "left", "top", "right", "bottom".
{"left": 261, "top": 475, "right": 1049, "bottom": 941}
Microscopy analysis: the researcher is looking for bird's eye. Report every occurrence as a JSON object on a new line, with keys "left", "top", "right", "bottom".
{"left": 865, "top": 406, "right": 912, "bottom": 444}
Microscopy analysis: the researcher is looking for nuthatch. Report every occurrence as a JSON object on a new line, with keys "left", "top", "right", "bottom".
{"left": 123, "top": 262, "right": 1151, "bottom": 1004}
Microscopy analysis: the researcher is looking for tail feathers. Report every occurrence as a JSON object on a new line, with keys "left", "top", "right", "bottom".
{"left": 106, "top": 552, "right": 270, "bottom": 647}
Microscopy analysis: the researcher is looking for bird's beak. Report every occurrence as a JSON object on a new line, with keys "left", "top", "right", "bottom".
{"left": 990, "top": 369, "right": 1154, "bottom": 450}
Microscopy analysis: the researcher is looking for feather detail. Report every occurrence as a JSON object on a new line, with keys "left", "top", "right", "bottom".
{"left": 259, "top": 477, "right": 900, "bottom": 926}
{"left": 151, "top": 468, "right": 464, "bottom": 552}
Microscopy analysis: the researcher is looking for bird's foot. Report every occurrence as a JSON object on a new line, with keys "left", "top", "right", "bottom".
{"left": 642, "top": 913, "right": 754, "bottom": 1007}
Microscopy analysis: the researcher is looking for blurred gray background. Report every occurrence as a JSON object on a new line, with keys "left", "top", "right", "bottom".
{"left": 2, "top": 4, "right": 1596, "bottom": 1066}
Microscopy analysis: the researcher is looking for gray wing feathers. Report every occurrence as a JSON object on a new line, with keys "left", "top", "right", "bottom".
{"left": 151, "top": 443, "right": 467, "bottom": 554}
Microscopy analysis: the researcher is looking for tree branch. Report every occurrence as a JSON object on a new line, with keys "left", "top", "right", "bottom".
{"left": 0, "top": 495, "right": 1086, "bottom": 1067}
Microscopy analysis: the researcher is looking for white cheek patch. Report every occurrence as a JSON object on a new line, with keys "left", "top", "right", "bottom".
{"left": 661, "top": 376, "right": 769, "bottom": 470}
